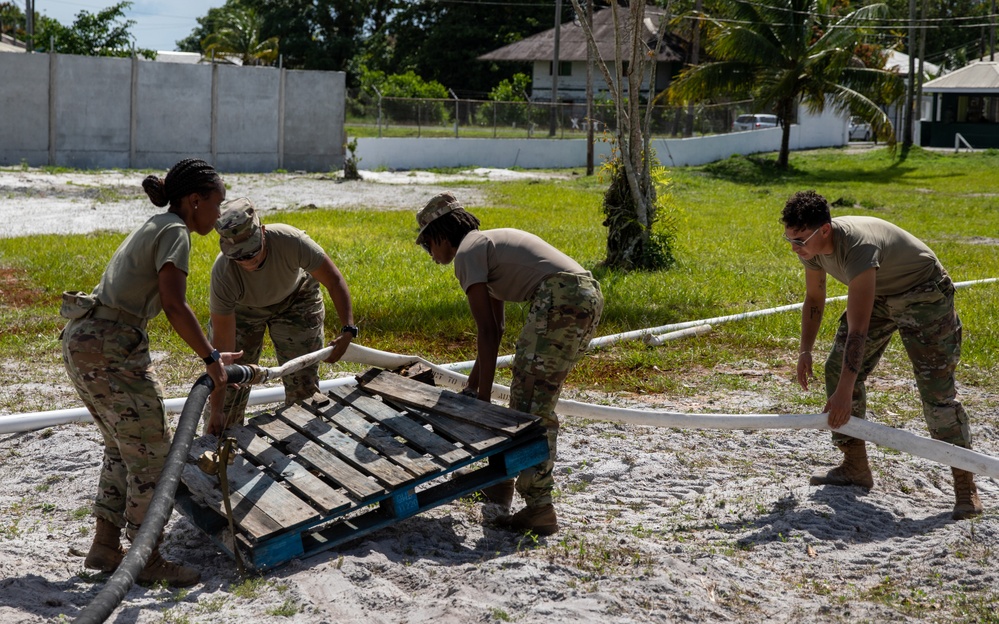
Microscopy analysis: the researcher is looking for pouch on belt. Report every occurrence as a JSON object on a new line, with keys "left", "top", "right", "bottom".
{"left": 60, "top": 290, "right": 99, "bottom": 320}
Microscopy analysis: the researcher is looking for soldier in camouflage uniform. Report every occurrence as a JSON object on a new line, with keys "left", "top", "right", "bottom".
{"left": 61, "top": 158, "right": 237, "bottom": 587}
{"left": 416, "top": 192, "right": 603, "bottom": 535}
{"left": 206, "top": 198, "right": 356, "bottom": 435}
{"left": 782, "top": 190, "right": 982, "bottom": 520}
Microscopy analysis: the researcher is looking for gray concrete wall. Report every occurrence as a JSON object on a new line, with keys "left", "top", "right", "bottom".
{"left": 0, "top": 52, "right": 48, "bottom": 165}
{"left": 0, "top": 51, "right": 345, "bottom": 173}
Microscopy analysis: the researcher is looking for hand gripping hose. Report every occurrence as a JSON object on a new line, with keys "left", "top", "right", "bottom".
{"left": 72, "top": 364, "right": 259, "bottom": 624}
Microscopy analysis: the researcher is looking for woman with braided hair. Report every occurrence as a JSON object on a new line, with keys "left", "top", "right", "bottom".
{"left": 61, "top": 158, "right": 240, "bottom": 587}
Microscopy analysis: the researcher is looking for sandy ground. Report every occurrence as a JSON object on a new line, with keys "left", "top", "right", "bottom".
{"left": 1, "top": 167, "right": 997, "bottom": 624}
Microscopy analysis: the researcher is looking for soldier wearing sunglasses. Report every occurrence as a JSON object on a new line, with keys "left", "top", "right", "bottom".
{"left": 781, "top": 190, "right": 982, "bottom": 520}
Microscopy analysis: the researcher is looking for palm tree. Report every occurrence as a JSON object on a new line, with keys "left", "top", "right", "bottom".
{"left": 202, "top": 5, "right": 279, "bottom": 66}
{"left": 669, "top": 0, "right": 899, "bottom": 168}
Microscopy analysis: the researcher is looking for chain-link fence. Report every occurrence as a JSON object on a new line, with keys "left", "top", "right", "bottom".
{"left": 346, "top": 92, "right": 767, "bottom": 139}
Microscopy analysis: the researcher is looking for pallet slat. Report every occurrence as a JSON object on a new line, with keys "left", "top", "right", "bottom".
{"left": 250, "top": 414, "right": 384, "bottom": 500}
{"left": 229, "top": 426, "right": 353, "bottom": 514}
{"left": 278, "top": 405, "right": 415, "bottom": 488}
{"left": 310, "top": 398, "right": 440, "bottom": 478}
{"left": 327, "top": 385, "right": 471, "bottom": 465}
{"left": 357, "top": 369, "right": 536, "bottom": 435}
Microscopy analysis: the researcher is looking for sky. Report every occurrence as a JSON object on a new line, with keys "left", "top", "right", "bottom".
{"left": 27, "top": 0, "right": 227, "bottom": 51}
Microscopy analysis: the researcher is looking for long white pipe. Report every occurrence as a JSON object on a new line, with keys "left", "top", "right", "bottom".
{"left": 2, "top": 278, "right": 995, "bottom": 435}
{"left": 3, "top": 341, "right": 998, "bottom": 479}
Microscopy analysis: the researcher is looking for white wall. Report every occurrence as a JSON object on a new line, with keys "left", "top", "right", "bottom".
{"left": 355, "top": 105, "right": 849, "bottom": 170}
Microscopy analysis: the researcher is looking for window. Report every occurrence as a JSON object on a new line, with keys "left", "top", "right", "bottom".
{"left": 548, "top": 61, "right": 571, "bottom": 77}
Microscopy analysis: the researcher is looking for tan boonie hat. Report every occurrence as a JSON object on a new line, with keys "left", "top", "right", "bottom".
{"left": 216, "top": 197, "right": 263, "bottom": 259}
{"left": 416, "top": 192, "right": 462, "bottom": 243}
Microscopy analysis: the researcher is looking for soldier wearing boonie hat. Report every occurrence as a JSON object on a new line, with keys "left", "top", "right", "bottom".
{"left": 206, "top": 197, "right": 357, "bottom": 436}
{"left": 415, "top": 191, "right": 604, "bottom": 537}
{"left": 216, "top": 197, "right": 263, "bottom": 260}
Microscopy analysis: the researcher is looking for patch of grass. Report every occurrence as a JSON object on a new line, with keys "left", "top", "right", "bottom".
{"left": 231, "top": 576, "right": 269, "bottom": 599}
{"left": 266, "top": 599, "right": 299, "bottom": 617}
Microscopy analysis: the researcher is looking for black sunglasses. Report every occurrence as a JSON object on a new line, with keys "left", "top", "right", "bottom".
{"left": 231, "top": 246, "right": 262, "bottom": 262}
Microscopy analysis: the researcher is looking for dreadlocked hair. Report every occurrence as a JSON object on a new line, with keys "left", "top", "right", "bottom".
{"left": 420, "top": 208, "right": 481, "bottom": 248}
{"left": 142, "top": 158, "right": 222, "bottom": 209}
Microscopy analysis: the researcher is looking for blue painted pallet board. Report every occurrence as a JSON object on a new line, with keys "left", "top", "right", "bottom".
{"left": 177, "top": 367, "right": 548, "bottom": 571}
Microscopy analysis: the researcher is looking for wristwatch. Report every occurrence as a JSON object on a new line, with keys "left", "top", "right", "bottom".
{"left": 341, "top": 325, "right": 359, "bottom": 338}
{"left": 202, "top": 348, "right": 221, "bottom": 365}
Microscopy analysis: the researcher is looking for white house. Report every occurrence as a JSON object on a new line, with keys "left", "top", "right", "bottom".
{"left": 478, "top": 6, "right": 685, "bottom": 104}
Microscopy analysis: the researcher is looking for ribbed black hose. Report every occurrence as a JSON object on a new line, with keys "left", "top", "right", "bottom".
{"left": 73, "top": 364, "right": 255, "bottom": 624}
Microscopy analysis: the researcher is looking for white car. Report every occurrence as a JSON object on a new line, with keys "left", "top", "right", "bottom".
{"left": 849, "top": 117, "right": 872, "bottom": 141}
{"left": 732, "top": 114, "right": 778, "bottom": 132}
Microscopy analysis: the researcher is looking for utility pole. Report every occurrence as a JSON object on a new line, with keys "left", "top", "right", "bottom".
{"left": 550, "top": 0, "right": 562, "bottom": 137}
{"left": 903, "top": 0, "right": 916, "bottom": 148}
{"left": 684, "top": 0, "right": 702, "bottom": 137}
{"left": 585, "top": 0, "right": 594, "bottom": 175}
{"left": 26, "top": 0, "right": 34, "bottom": 52}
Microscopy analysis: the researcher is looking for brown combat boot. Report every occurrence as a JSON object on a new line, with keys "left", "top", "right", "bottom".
{"left": 951, "top": 468, "right": 984, "bottom": 520}
{"left": 137, "top": 546, "right": 201, "bottom": 587}
{"left": 480, "top": 479, "right": 515, "bottom": 511}
{"left": 84, "top": 517, "right": 126, "bottom": 573}
{"left": 809, "top": 439, "right": 874, "bottom": 490}
{"left": 500, "top": 503, "right": 559, "bottom": 536}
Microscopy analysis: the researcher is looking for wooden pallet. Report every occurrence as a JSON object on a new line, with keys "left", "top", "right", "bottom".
{"left": 175, "top": 367, "right": 548, "bottom": 571}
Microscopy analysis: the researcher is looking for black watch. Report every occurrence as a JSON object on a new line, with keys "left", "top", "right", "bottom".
{"left": 202, "top": 348, "right": 221, "bottom": 365}
{"left": 341, "top": 325, "right": 359, "bottom": 338}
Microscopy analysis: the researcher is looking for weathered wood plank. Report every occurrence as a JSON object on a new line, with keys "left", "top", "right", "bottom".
{"left": 357, "top": 369, "right": 538, "bottom": 435}
{"left": 186, "top": 436, "right": 318, "bottom": 539}
{"left": 276, "top": 405, "right": 414, "bottom": 488}
{"left": 310, "top": 399, "right": 440, "bottom": 478}
{"left": 181, "top": 463, "right": 282, "bottom": 540}
{"left": 407, "top": 406, "right": 508, "bottom": 453}
{"left": 229, "top": 426, "right": 352, "bottom": 515}
{"left": 250, "top": 414, "right": 384, "bottom": 500}
{"left": 327, "top": 385, "right": 471, "bottom": 465}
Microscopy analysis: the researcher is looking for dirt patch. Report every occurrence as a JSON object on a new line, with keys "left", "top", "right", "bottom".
{"left": 0, "top": 267, "right": 48, "bottom": 308}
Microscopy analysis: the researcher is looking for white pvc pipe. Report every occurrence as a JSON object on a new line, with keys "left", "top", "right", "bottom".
{"left": 643, "top": 324, "right": 712, "bottom": 346}
{"left": 3, "top": 278, "right": 995, "bottom": 435}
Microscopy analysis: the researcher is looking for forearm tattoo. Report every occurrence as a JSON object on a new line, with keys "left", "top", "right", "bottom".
{"left": 844, "top": 331, "right": 866, "bottom": 375}
{"left": 808, "top": 305, "right": 822, "bottom": 320}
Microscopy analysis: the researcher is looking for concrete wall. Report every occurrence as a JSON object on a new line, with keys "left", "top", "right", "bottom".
{"left": 0, "top": 51, "right": 345, "bottom": 173}
{"left": 355, "top": 104, "right": 850, "bottom": 170}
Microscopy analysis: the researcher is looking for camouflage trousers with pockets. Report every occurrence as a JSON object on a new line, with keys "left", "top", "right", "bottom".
{"left": 510, "top": 272, "right": 604, "bottom": 508}
{"left": 213, "top": 275, "right": 325, "bottom": 428}
{"left": 824, "top": 273, "right": 972, "bottom": 449}
{"left": 61, "top": 316, "right": 170, "bottom": 541}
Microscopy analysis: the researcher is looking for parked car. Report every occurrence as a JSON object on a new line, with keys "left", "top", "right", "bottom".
{"left": 849, "top": 117, "right": 872, "bottom": 141}
{"left": 732, "top": 114, "right": 779, "bottom": 132}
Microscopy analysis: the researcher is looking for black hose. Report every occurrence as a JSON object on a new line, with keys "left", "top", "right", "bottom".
{"left": 73, "top": 364, "right": 256, "bottom": 624}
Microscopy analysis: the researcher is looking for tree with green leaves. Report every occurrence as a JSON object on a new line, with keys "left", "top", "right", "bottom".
{"left": 566, "top": 1, "right": 679, "bottom": 271}
{"left": 669, "top": 0, "right": 900, "bottom": 169}
{"left": 32, "top": 1, "right": 154, "bottom": 58}
{"left": 0, "top": 1, "right": 25, "bottom": 39}
{"left": 202, "top": 4, "right": 279, "bottom": 66}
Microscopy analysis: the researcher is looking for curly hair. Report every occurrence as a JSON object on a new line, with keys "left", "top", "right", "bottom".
{"left": 781, "top": 190, "right": 832, "bottom": 230}
{"left": 142, "top": 158, "right": 223, "bottom": 210}
{"left": 419, "top": 207, "right": 481, "bottom": 249}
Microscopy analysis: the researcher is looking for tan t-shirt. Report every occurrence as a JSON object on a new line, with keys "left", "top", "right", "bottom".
{"left": 210, "top": 223, "right": 326, "bottom": 314}
{"left": 800, "top": 216, "right": 943, "bottom": 295}
{"left": 454, "top": 228, "right": 587, "bottom": 302}
{"left": 92, "top": 212, "right": 190, "bottom": 320}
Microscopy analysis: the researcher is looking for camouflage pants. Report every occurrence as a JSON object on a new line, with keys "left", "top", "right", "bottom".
{"left": 214, "top": 276, "right": 325, "bottom": 426}
{"left": 510, "top": 272, "right": 604, "bottom": 508}
{"left": 61, "top": 317, "right": 170, "bottom": 540}
{"left": 825, "top": 274, "right": 971, "bottom": 449}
